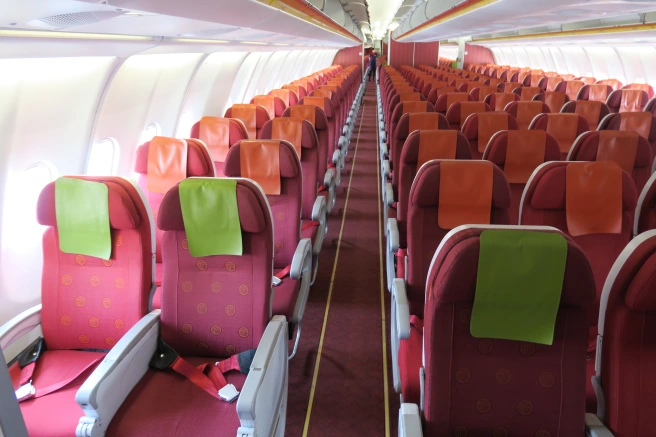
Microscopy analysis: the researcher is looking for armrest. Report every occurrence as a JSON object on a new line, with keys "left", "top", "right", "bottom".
{"left": 0, "top": 304, "right": 42, "bottom": 351}
{"left": 388, "top": 218, "right": 400, "bottom": 254}
{"left": 332, "top": 149, "right": 341, "bottom": 168}
{"left": 398, "top": 404, "right": 423, "bottom": 437}
{"left": 323, "top": 167, "right": 335, "bottom": 189}
{"left": 237, "top": 316, "right": 288, "bottom": 436}
{"left": 311, "top": 196, "right": 327, "bottom": 255}
{"left": 385, "top": 183, "right": 395, "bottom": 209}
{"left": 75, "top": 310, "right": 160, "bottom": 435}
{"left": 380, "top": 142, "right": 388, "bottom": 160}
{"left": 383, "top": 159, "right": 391, "bottom": 181}
{"left": 585, "top": 414, "right": 614, "bottom": 437}
{"left": 290, "top": 238, "right": 312, "bottom": 281}
{"left": 392, "top": 279, "right": 410, "bottom": 340}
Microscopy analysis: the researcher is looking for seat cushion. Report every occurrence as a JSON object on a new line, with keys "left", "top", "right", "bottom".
{"left": 272, "top": 277, "right": 301, "bottom": 318}
{"left": 10, "top": 350, "right": 105, "bottom": 437}
{"left": 107, "top": 356, "right": 246, "bottom": 437}
{"left": 398, "top": 319, "right": 423, "bottom": 405}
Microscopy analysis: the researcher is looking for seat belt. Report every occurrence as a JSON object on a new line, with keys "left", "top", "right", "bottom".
{"left": 15, "top": 338, "right": 104, "bottom": 402}
{"left": 150, "top": 338, "right": 256, "bottom": 403}
{"left": 302, "top": 221, "right": 320, "bottom": 231}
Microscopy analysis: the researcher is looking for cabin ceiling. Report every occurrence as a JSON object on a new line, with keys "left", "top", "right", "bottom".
{"left": 0, "top": 0, "right": 364, "bottom": 48}
{"left": 392, "top": 0, "right": 656, "bottom": 42}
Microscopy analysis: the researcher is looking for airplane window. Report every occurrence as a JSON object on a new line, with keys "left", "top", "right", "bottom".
{"left": 86, "top": 138, "right": 119, "bottom": 176}
{"left": 176, "top": 112, "right": 193, "bottom": 139}
{"left": 140, "top": 122, "right": 161, "bottom": 144}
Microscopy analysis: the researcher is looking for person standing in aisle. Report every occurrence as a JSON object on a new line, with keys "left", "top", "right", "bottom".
{"left": 368, "top": 50, "right": 377, "bottom": 81}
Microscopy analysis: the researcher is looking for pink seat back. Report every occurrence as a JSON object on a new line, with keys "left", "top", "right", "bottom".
{"left": 422, "top": 226, "right": 595, "bottom": 437}
{"left": 134, "top": 138, "right": 215, "bottom": 266}
{"left": 260, "top": 119, "right": 320, "bottom": 220}
{"left": 157, "top": 179, "right": 273, "bottom": 358}
{"left": 461, "top": 111, "right": 519, "bottom": 159}
{"left": 406, "top": 161, "right": 511, "bottom": 317}
{"left": 223, "top": 141, "right": 302, "bottom": 270}
{"left": 568, "top": 131, "right": 653, "bottom": 193}
{"left": 484, "top": 131, "right": 561, "bottom": 224}
{"left": 37, "top": 176, "right": 154, "bottom": 350}
{"left": 598, "top": 231, "right": 656, "bottom": 436}
{"left": 519, "top": 162, "right": 637, "bottom": 346}
{"left": 189, "top": 118, "right": 248, "bottom": 176}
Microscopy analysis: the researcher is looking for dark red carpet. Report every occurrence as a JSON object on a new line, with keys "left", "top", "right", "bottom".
{"left": 285, "top": 81, "right": 399, "bottom": 437}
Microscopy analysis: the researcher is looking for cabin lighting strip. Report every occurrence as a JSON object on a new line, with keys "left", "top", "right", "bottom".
{"left": 0, "top": 29, "right": 153, "bottom": 41}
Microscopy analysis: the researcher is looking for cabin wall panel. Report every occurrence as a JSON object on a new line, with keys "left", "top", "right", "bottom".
{"left": 464, "top": 43, "right": 494, "bottom": 69}
{"left": 0, "top": 56, "right": 116, "bottom": 326}
{"left": 389, "top": 38, "right": 414, "bottom": 68}
{"left": 180, "top": 51, "right": 249, "bottom": 125}
{"left": 487, "top": 44, "right": 656, "bottom": 86}
{"left": 92, "top": 53, "right": 203, "bottom": 176}
{"left": 333, "top": 45, "right": 362, "bottom": 67}
{"left": 414, "top": 41, "right": 440, "bottom": 67}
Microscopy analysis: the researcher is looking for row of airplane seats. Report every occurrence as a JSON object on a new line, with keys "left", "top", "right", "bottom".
{"left": 0, "top": 65, "right": 368, "bottom": 436}
{"left": 377, "top": 63, "right": 656, "bottom": 437}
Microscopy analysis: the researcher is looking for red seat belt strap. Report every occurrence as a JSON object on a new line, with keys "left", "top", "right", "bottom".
{"left": 217, "top": 355, "right": 241, "bottom": 374}
{"left": 17, "top": 356, "right": 104, "bottom": 402}
{"left": 170, "top": 356, "right": 224, "bottom": 399}
{"left": 302, "top": 220, "right": 320, "bottom": 231}
{"left": 275, "top": 265, "right": 292, "bottom": 281}
{"left": 410, "top": 315, "right": 424, "bottom": 330}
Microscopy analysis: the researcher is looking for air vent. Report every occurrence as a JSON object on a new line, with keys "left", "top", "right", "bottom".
{"left": 27, "top": 11, "right": 124, "bottom": 30}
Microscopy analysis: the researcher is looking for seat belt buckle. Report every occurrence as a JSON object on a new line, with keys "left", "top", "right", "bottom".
{"left": 218, "top": 384, "right": 240, "bottom": 403}
{"left": 15, "top": 381, "right": 36, "bottom": 402}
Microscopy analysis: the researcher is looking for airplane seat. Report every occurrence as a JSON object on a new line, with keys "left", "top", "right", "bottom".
{"left": 281, "top": 105, "right": 336, "bottom": 213}
{"left": 577, "top": 84, "right": 613, "bottom": 102}
{"left": 458, "top": 81, "right": 483, "bottom": 94}
{"left": 621, "top": 83, "right": 655, "bottom": 99}
{"left": 596, "top": 78, "right": 623, "bottom": 91}
{"left": 514, "top": 86, "right": 544, "bottom": 101}
{"left": 427, "top": 86, "right": 456, "bottom": 105}
{"left": 597, "top": 112, "right": 656, "bottom": 155}
{"left": 283, "top": 83, "right": 307, "bottom": 100}
{"left": 435, "top": 94, "right": 476, "bottom": 120}
{"left": 469, "top": 85, "right": 500, "bottom": 102}
{"left": 499, "top": 81, "right": 522, "bottom": 93}
{"left": 189, "top": 116, "right": 248, "bottom": 175}
{"left": 504, "top": 101, "right": 551, "bottom": 131}
{"left": 386, "top": 92, "right": 425, "bottom": 130}
{"left": 545, "top": 76, "right": 564, "bottom": 92}
{"left": 483, "top": 130, "right": 561, "bottom": 223}
{"left": 485, "top": 92, "right": 520, "bottom": 111}
{"left": 606, "top": 89, "right": 649, "bottom": 113}
{"left": 534, "top": 91, "right": 569, "bottom": 112}
{"left": 411, "top": 226, "right": 595, "bottom": 437}
{"left": 224, "top": 104, "right": 271, "bottom": 139}
{"left": 134, "top": 137, "right": 215, "bottom": 307}
{"left": 387, "top": 130, "right": 471, "bottom": 255}
{"left": 519, "top": 161, "right": 638, "bottom": 412}
{"left": 449, "top": 78, "right": 470, "bottom": 90}
{"left": 223, "top": 141, "right": 311, "bottom": 356}
{"left": 386, "top": 112, "right": 451, "bottom": 205}
{"left": 299, "top": 96, "right": 342, "bottom": 184}
{"left": 446, "top": 100, "right": 492, "bottom": 130}
{"left": 561, "top": 100, "right": 611, "bottom": 130}
{"left": 318, "top": 84, "right": 346, "bottom": 124}
{"left": 559, "top": 73, "right": 577, "bottom": 80}
{"left": 3, "top": 176, "right": 154, "bottom": 437}
{"left": 269, "top": 88, "right": 299, "bottom": 107}
{"left": 422, "top": 80, "right": 448, "bottom": 99}
{"left": 484, "top": 77, "right": 504, "bottom": 86}
{"left": 525, "top": 74, "right": 546, "bottom": 89}
{"left": 310, "top": 89, "right": 348, "bottom": 151}
{"left": 103, "top": 178, "right": 288, "bottom": 437}
{"left": 568, "top": 131, "right": 653, "bottom": 193}
{"left": 393, "top": 160, "right": 511, "bottom": 403}
{"left": 260, "top": 118, "right": 325, "bottom": 282}
{"left": 596, "top": 230, "right": 656, "bottom": 437}
{"left": 575, "top": 76, "right": 597, "bottom": 85}
{"left": 250, "top": 95, "right": 287, "bottom": 119}
{"left": 388, "top": 102, "right": 437, "bottom": 156}
{"left": 554, "top": 80, "right": 585, "bottom": 100}
{"left": 461, "top": 111, "right": 519, "bottom": 159}
{"left": 529, "top": 113, "right": 590, "bottom": 158}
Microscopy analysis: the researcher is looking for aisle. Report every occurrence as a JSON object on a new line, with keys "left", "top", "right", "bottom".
{"left": 285, "top": 80, "right": 399, "bottom": 436}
